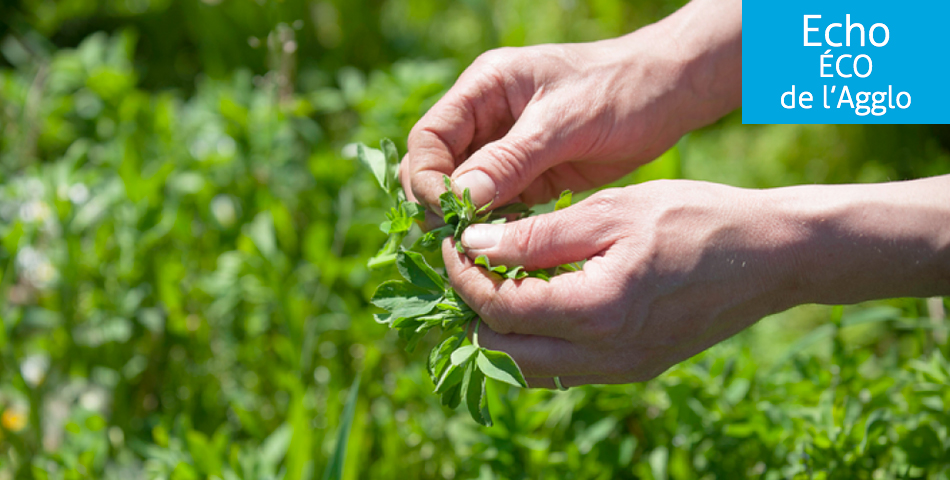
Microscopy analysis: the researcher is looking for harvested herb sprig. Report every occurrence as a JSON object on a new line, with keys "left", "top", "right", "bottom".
{"left": 359, "top": 139, "right": 573, "bottom": 426}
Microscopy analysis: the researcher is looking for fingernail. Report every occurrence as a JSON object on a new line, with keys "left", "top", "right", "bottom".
{"left": 454, "top": 170, "right": 496, "bottom": 207}
{"left": 462, "top": 224, "right": 503, "bottom": 250}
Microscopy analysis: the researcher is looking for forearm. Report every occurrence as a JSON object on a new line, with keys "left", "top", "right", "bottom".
{"left": 662, "top": 0, "right": 743, "bottom": 130}
{"left": 773, "top": 175, "right": 950, "bottom": 305}
{"left": 574, "top": 0, "right": 742, "bottom": 161}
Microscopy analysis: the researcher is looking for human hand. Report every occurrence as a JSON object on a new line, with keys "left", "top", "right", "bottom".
{"left": 443, "top": 180, "right": 803, "bottom": 388}
{"left": 402, "top": 0, "right": 742, "bottom": 217}
{"left": 443, "top": 175, "right": 950, "bottom": 388}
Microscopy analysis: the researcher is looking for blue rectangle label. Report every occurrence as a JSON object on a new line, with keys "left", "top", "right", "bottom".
{"left": 742, "top": 0, "right": 950, "bottom": 124}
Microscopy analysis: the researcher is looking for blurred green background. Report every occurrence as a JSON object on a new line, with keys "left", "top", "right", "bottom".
{"left": 1, "top": 0, "right": 948, "bottom": 478}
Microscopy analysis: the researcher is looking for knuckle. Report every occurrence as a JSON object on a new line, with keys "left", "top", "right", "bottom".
{"left": 507, "top": 216, "right": 542, "bottom": 259}
{"left": 584, "top": 189, "right": 623, "bottom": 217}
{"left": 407, "top": 120, "right": 423, "bottom": 142}
{"left": 481, "top": 314, "right": 513, "bottom": 336}
{"left": 588, "top": 316, "right": 624, "bottom": 342}
{"left": 484, "top": 139, "right": 534, "bottom": 181}
{"left": 479, "top": 282, "right": 545, "bottom": 335}
{"left": 473, "top": 47, "right": 518, "bottom": 70}
{"left": 407, "top": 118, "right": 438, "bottom": 149}
{"left": 473, "top": 291, "right": 514, "bottom": 335}
{"left": 576, "top": 310, "right": 623, "bottom": 343}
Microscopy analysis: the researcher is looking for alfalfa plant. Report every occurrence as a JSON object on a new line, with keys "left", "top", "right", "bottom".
{"left": 360, "top": 139, "right": 573, "bottom": 425}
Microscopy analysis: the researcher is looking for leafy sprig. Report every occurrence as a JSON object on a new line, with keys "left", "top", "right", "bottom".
{"left": 359, "top": 139, "right": 572, "bottom": 426}
{"left": 359, "top": 140, "right": 426, "bottom": 268}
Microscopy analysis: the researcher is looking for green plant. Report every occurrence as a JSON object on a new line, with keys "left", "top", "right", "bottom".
{"left": 359, "top": 139, "right": 582, "bottom": 426}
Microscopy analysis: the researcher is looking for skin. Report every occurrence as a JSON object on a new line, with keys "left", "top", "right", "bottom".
{"left": 403, "top": 0, "right": 950, "bottom": 388}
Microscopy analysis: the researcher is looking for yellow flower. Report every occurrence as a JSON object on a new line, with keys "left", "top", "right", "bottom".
{"left": 1, "top": 409, "right": 27, "bottom": 432}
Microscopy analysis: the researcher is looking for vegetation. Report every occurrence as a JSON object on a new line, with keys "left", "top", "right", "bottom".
{"left": 1, "top": 0, "right": 948, "bottom": 478}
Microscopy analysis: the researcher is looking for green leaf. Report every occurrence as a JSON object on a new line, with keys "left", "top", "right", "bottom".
{"left": 428, "top": 332, "right": 465, "bottom": 382}
{"left": 247, "top": 211, "right": 277, "bottom": 260}
{"left": 322, "top": 373, "right": 360, "bottom": 480}
{"left": 396, "top": 250, "right": 445, "bottom": 292}
{"left": 357, "top": 143, "right": 390, "bottom": 194}
{"left": 380, "top": 138, "right": 400, "bottom": 194}
{"left": 898, "top": 424, "right": 942, "bottom": 465}
{"left": 475, "top": 199, "right": 494, "bottom": 214}
{"left": 462, "top": 188, "right": 475, "bottom": 213}
{"left": 489, "top": 202, "right": 531, "bottom": 216}
{"left": 258, "top": 424, "right": 293, "bottom": 471}
{"left": 370, "top": 280, "right": 441, "bottom": 319}
{"left": 476, "top": 350, "right": 528, "bottom": 388}
{"left": 475, "top": 255, "right": 515, "bottom": 276}
{"left": 474, "top": 255, "right": 504, "bottom": 273}
{"left": 463, "top": 362, "right": 492, "bottom": 426}
{"left": 387, "top": 216, "right": 413, "bottom": 234}
{"left": 401, "top": 201, "right": 425, "bottom": 221}
{"left": 858, "top": 409, "right": 889, "bottom": 454}
{"left": 505, "top": 266, "right": 528, "bottom": 280}
{"left": 475, "top": 255, "right": 535, "bottom": 280}
{"left": 554, "top": 190, "right": 573, "bottom": 211}
{"left": 528, "top": 269, "right": 551, "bottom": 281}
{"left": 186, "top": 430, "right": 221, "bottom": 475}
{"left": 441, "top": 382, "right": 463, "bottom": 409}
{"left": 575, "top": 417, "right": 618, "bottom": 454}
{"left": 391, "top": 315, "right": 425, "bottom": 330}
{"left": 435, "top": 362, "right": 465, "bottom": 394}
{"left": 414, "top": 224, "right": 454, "bottom": 251}
{"left": 401, "top": 325, "right": 431, "bottom": 353}
{"left": 440, "top": 190, "right": 462, "bottom": 223}
{"left": 2, "top": 221, "right": 23, "bottom": 254}
{"left": 450, "top": 344, "right": 478, "bottom": 366}
{"left": 414, "top": 233, "right": 436, "bottom": 251}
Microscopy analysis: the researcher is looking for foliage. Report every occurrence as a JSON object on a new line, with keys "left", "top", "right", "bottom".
{"left": 360, "top": 139, "right": 552, "bottom": 425}
{"left": 0, "top": 0, "right": 948, "bottom": 478}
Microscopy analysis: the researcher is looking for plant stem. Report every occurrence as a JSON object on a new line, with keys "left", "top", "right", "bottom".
{"left": 472, "top": 318, "right": 482, "bottom": 348}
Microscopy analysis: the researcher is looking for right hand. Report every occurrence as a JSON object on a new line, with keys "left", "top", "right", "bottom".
{"left": 401, "top": 30, "right": 692, "bottom": 213}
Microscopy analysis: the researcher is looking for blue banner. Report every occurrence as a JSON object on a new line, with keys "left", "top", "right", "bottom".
{"left": 742, "top": 0, "right": 950, "bottom": 124}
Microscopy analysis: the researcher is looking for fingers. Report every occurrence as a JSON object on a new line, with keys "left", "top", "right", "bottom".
{"left": 407, "top": 47, "right": 580, "bottom": 211}
{"left": 470, "top": 321, "right": 613, "bottom": 386}
{"left": 406, "top": 59, "right": 522, "bottom": 210}
{"left": 460, "top": 191, "right": 621, "bottom": 270}
{"left": 443, "top": 239, "right": 619, "bottom": 340}
{"left": 400, "top": 154, "right": 446, "bottom": 231}
{"left": 472, "top": 322, "right": 590, "bottom": 377}
{"left": 450, "top": 105, "right": 566, "bottom": 208}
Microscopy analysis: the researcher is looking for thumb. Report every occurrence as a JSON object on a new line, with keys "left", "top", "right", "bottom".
{"left": 451, "top": 109, "right": 563, "bottom": 208}
{"left": 459, "top": 196, "right": 620, "bottom": 270}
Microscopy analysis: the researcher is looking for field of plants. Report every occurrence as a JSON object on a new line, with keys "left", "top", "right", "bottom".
{"left": 1, "top": 0, "right": 949, "bottom": 478}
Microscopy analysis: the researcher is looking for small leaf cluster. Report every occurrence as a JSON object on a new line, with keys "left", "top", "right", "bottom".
{"left": 359, "top": 141, "right": 426, "bottom": 268}
{"left": 418, "top": 176, "right": 535, "bottom": 254}
{"left": 426, "top": 325, "right": 527, "bottom": 426}
{"left": 360, "top": 139, "right": 543, "bottom": 426}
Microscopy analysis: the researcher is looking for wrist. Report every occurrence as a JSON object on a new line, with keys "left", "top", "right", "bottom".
{"left": 651, "top": 0, "right": 743, "bottom": 133}
{"left": 769, "top": 177, "right": 950, "bottom": 305}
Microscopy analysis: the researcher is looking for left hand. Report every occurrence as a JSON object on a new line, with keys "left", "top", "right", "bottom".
{"left": 443, "top": 179, "right": 807, "bottom": 388}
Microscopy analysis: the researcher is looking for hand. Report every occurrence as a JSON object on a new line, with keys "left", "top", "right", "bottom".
{"left": 443, "top": 176, "right": 950, "bottom": 388}
{"left": 402, "top": 0, "right": 742, "bottom": 215}
{"left": 444, "top": 180, "right": 802, "bottom": 387}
